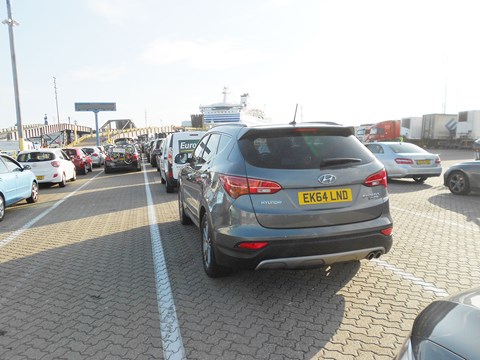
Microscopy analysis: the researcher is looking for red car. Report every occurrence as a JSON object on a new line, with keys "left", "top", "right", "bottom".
{"left": 62, "top": 148, "right": 93, "bottom": 175}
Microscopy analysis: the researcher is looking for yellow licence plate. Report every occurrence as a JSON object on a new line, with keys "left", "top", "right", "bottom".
{"left": 298, "top": 188, "right": 352, "bottom": 205}
{"left": 36, "top": 176, "right": 44, "bottom": 180}
{"left": 416, "top": 159, "right": 431, "bottom": 165}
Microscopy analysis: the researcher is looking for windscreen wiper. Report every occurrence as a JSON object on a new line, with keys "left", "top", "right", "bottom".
{"left": 319, "top": 158, "right": 362, "bottom": 168}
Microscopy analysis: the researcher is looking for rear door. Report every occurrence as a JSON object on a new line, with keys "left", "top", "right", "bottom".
{"left": 171, "top": 132, "right": 206, "bottom": 180}
{"left": 3, "top": 156, "right": 30, "bottom": 200}
{"left": 238, "top": 127, "right": 386, "bottom": 229}
{"left": 0, "top": 156, "right": 18, "bottom": 205}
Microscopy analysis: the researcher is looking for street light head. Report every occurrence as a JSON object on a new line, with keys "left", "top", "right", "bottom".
{"left": 2, "top": 19, "right": 19, "bottom": 26}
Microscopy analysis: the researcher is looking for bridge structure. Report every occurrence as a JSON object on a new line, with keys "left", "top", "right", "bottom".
{"left": 0, "top": 123, "right": 182, "bottom": 147}
{"left": 0, "top": 123, "right": 93, "bottom": 147}
{"left": 69, "top": 125, "right": 180, "bottom": 146}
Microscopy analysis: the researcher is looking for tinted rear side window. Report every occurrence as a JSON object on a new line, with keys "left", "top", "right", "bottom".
{"left": 239, "top": 129, "right": 375, "bottom": 169}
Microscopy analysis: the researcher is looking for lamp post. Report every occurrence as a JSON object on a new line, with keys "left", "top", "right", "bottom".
{"left": 53, "top": 77, "right": 60, "bottom": 125}
{"left": 2, "top": 0, "right": 24, "bottom": 150}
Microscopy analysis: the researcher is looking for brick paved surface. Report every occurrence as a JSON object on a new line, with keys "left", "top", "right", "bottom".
{"left": 0, "top": 170, "right": 164, "bottom": 360}
{"left": 1, "top": 150, "right": 479, "bottom": 359}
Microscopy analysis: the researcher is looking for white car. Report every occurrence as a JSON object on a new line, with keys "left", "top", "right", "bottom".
{"left": 159, "top": 131, "right": 205, "bottom": 192}
{"left": 16, "top": 149, "right": 76, "bottom": 187}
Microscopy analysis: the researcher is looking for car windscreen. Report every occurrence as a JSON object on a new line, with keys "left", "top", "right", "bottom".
{"left": 239, "top": 129, "right": 375, "bottom": 169}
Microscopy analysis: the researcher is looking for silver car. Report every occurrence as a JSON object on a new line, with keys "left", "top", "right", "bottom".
{"left": 365, "top": 142, "right": 442, "bottom": 183}
{"left": 178, "top": 123, "right": 393, "bottom": 277}
{"left": 82, "top": 146, "right": 105, "bottom": 167}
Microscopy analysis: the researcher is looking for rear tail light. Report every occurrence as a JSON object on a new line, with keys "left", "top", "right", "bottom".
{"left": 51, "top": 161, "right": 61, "bottom": 167}
{"left": 92, "top": 154, "right": 99, "bottom": 157}
{"left": 364, "top": 169, "right": 387, "bottom": 188}
{"left": 219, "top": 175, "right": 282, "bottom": 199}
{"left": 395, "top": 158, "right": 414, "bottom": 164}
{"left": 167, "top": 148, "right": 173, "bottom": 178}
{"left": 435, "top": 157, "right": 441, "bottom": 164}
{"left": 381, "top": 227, "right": 393, "bottom": 236}
{"left": 236, "top": 242, "right": 269, "bottom": 250}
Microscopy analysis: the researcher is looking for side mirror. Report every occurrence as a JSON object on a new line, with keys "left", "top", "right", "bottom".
{"left": 175, "top": 153, "right": 189, "bottom": 164}
{"left": 23, "top": 164, "right": 31, "bottom": 170}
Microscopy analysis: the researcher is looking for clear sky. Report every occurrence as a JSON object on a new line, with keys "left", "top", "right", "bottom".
{"left": 1, "top": 0, "right": 480, "bottom": 131}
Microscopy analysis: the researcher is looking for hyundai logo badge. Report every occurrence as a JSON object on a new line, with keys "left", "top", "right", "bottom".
{"left": 318, "top": 174, "right": 336, "bottom": 184}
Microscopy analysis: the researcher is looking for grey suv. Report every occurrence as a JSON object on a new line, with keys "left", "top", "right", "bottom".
{"left": 178, "top": 123, "right": 393, "bottom": 277}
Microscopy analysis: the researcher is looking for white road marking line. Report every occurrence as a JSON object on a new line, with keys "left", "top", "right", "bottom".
{"left": 0, "top": 171, "right": 104, "bottom": 250}
{"left": 391, "top": 205, "right": 479, "bottom": 232}
{"left": 372, "top": 259, "right": 449, "bottom": 297}
{"left": 143, "top": 164, "right": 186, "bottom": 360}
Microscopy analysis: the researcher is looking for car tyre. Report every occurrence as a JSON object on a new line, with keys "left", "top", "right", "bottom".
{"left": 26, "top": 182, "right": 39, "bottom": 203}
{"left": 0, "top": 195, "right": 5, "bottom": 222}
{"left": 71, "top": 170, "right": 77, "bottom": 181}
{"left": 447, "top": 170, "right": 470, "bottom": 195}
{"left": 413, "top": 176, "right": 427, "bottom": 183}
{"left": 59, "top": 173, "right": 67, "bottom": 187}
{"left": 201, "top": 214, "right": 229, "bottom": 278}
{"left": 178, "top": 189, "right": 192, "bottom": 225}
{"left": 166, "top": 180, "right": 174, "bottom": 193}
{"left": 83, "top": 165, "right": 88, "bottom": 175}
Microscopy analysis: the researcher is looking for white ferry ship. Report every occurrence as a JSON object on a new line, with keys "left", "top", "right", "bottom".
{"left": 199, "top": 87, "right": 268, "bottom": 126}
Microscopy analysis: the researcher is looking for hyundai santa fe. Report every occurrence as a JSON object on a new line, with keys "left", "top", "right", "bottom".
{"left": 178, "top": 123, "right": 393, "bottom": 277}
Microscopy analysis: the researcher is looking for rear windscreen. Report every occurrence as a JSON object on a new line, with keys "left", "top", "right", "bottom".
{"left": 17, "top": 152, "right": 55, "bottom": 162}
{"left": 388, "top": 143, "right": 428, "bottom": 154}
{"left": 239, "top": 130, "right": 375, "bottom": 169}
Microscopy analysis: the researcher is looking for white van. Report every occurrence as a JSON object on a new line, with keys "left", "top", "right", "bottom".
{"left": 159, "top": 131, "right": 206, "bottom": 192}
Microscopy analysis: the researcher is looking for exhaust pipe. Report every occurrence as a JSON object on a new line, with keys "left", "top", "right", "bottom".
{"left": 367, "top": 250, "right": 384, "bottom": 260}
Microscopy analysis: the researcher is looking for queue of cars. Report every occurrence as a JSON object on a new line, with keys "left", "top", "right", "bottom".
{"left": 62, "top": 147, "right": 93, "bottom": 175}
{"left": 138, "top": 127, "right": 480, "bottom": 280}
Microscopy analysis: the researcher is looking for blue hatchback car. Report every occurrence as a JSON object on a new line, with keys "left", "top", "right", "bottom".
{"left": 0, "top": 154, "right": 39, "bottom": 221}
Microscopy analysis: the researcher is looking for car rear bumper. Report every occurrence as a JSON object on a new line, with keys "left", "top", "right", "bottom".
{"left": 34, "top": 170, "right": 63, "bottom": 183}
{"left": 212, "top": 218, "right": 393, "bottom": 270}
{"left": 105, "top": 161, "right": 139, "bottom": 171}
{"left": 387, "top": 166, "right": 442, "bottom": 178}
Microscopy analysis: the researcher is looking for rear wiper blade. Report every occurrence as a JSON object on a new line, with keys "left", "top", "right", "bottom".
{"left": 319, "top": 158, "right": 362, "bottom": 168}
